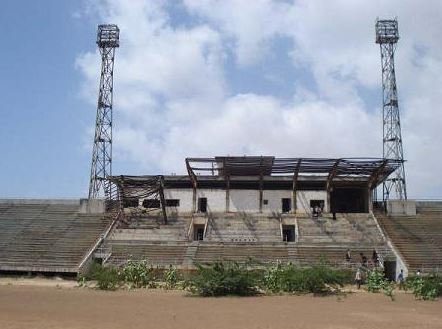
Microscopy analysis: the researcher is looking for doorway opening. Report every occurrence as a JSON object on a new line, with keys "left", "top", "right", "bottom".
{"left": 282, "top": 198, "right": 291, "bottom": 213}
{"left": 193, "top": 224, "right": 205, "bottom": 241}
{"left": 330, "top": 188, "right": 368, "bottom": 213}
{"left": 282, "top": 225, "right": 295, "bottom": 242}
{"left": 198, "top": 197, "right": 207, "bottom": 213}
{"left": 384, "top": 260, "right": 397, "bottom": 281}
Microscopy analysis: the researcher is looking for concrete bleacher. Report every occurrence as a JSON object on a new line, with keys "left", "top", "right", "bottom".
{"left": 194, "top": 242, "right": 290, "bottom": 264}
{"left": 295, "top": 245, "right": 392, "bottom": 267}
{"left": 106, "top": 241, "right": 188, "bottom": 267}
{"left": 193, "top": 243, "right": 391, "bottom": 268}
{"left": 0, "top": 199, "right": 400, "bottom": 272}
{"left": 204, "top": 213, "right": 282, "bottom": 242}
{"left": 297, "top": 213, "right": 385, "bottom": 244}
{"left": 0, "top": 201, "right": 109, "bottom": 273}
{"left": 102, "top": 211, "right": 392, "bottom": 269}
{"left": 111, "top": 215, "right": 191, "bottom": 241}
{"left": 376, "top": 204, "right": 442, "bottom": 273}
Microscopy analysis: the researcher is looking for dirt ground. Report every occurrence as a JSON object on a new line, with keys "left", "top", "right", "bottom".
{"left": 0, "top": 279, "right": 441, "bottom": 329}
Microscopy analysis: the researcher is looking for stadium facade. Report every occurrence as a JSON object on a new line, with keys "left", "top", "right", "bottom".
{"left": 111, "top": 156, "right": 402, "bottom": 217}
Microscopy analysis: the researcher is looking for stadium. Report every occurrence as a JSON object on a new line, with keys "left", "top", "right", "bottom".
{"left": 0, "top": 20, "right": 441, "bottom": 287}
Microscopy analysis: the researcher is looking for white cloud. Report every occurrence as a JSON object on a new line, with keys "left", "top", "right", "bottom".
{"left": 77, "top": 0, "right": 442, "bottom": 198}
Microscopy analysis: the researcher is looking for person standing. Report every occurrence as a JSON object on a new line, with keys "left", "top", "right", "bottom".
{"left": 397, "top": 269, "right": 405, "bottom": 290}
{"left": 355, "top": 268, "right": 362, "bottom": 289}
{"left": 346, "top": 248, "right": 351, "bottom": 262}
{"left": 372, "top": 250, "right": 379, "bottom": 267}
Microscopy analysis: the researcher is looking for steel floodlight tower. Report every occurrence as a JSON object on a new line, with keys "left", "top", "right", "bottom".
{"left": 375, "top": 18, "right": 407, "bottom": 201}
{"left": 88, "top": 24, "right": 119, "bottom": 199}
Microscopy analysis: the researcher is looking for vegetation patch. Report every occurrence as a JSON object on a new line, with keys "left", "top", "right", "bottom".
{"left": 261, "top": 261, "right": 352, "bottom": 295}
{"left": 406, "top": 274, "right": 442, "bottom": 300}
{"left": 83, "top": 260, "right": 442, "bottom": 302}
{"left": 89, "top": 263, "right": 120, "bottom": 291}
{"left": 366, "top": 269, "right": 395, "bottom": 300}
{"left": 187, "top": 262, "right": 260, "bottom": 297}
{"left": 163, "top": 265, "right": 182, "bottom": 290}
{"left": 120, "top": 259, "right": 155, "bottom": 289}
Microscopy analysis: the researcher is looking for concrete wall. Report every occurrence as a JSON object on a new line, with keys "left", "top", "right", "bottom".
{"left": 0, "top": 199, "right": 80, "bottom": 205}
{"left": 79, "top": 199, "right": 105, "bottom": 214}
{"left": 133, "top": 188, "right": 333, "bottom": 214}
{"left": 229, "top": 190, "right": 259, "bottom": 212}
{"left": 415, "top": 201, "right": 442, "bottom": 208}
{"left": 296, "top": 191, "right": 328, "bottom": 213}
{"left": 262, "top": 190, "right": 292, "bottom": 213}
{"left": 197, "top": 189, "right": 226, "bottom": 212}
{"left": 163, "top": 189, "right": 194, "bottom": 212}
{"left": 387, "top": 200, "right": 416, "bottom": 216}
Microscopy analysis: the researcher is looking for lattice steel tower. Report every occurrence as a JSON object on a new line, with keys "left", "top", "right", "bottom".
{"left": 375, "top": 18, "right": 407, "bottom": 201}
{"left": 88, "top": 24, "right": 120, "bottom": 199}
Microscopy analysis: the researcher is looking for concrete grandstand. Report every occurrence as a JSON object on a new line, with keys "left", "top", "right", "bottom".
{"left": 1, "top": 156, "right": 440, "bottom": 280}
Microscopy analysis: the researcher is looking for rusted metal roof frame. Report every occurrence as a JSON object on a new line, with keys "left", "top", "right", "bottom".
{"left": 107, "top": 175, "right": 168, "bottom": 223}
{"left": 185, "top": 157, "right": 402, "bottom": 189}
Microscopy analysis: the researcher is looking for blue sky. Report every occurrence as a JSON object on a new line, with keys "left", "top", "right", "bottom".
{"left": 1, "top": 0, "right": 441, "bottom": 199}
{"left": 0, "top": 0, "right": 97, "bottom": 197}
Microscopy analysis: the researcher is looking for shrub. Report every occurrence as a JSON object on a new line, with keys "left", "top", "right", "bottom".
{"left": 164, "top": 265, "right": 181, "bottom": 289}
{"left": 366, "top": 269, "right": 395, "bottom": 300}
{"left": 89, "top": 264, "right": 120, "bottom": 290}
{"left": 407, "top": 274, "right": 442, "bottom": 300}
{"left": 189, "top": 262, "right": 260, "bottom": 296}
{"left": 120, "top": 259, "right": 155, "bottom": 289}
{"left": 366, "top": 269, "right": 384, "bottom": 293}
{"left": 77, "top": 274, "right": 87, "bottom": 287}
{"left": 381, "top": 279, "right": 395, "bottom": 301}
{"left": 261, "top": 261, "right": 351, "bottom": 295}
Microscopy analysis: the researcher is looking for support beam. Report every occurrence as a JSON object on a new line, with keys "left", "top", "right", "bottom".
{"left": 158, "top": 176, "right": 168, "bottom": 224}
{"left": 326, "top": 159, "right": 341, "bottom": 212}
{"left": 186, "top": 158, "right": 198, "bottom": 213}
{"left": 259, "top": 157, "right": 264, "bottom": 213}
{"left": 368, "top": 159, "right": 389, "bottom": 190}
{"left": 225, "top": 175, "right": 230, "bottom": 212}
{"left": 292, "top": 159, "right": 302, "bottom": 213}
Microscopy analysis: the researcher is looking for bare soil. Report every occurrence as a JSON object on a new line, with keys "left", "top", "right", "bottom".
{"left": 0, "top": 280, "right": 441, "bottom": 329}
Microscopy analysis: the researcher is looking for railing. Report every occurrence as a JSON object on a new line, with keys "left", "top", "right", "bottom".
{"left": 279, "top": 214, "right": 283, "bottom": 241}
{"left": 78, "top": 209, "right": 122, "bottom": 272}
{"left": 203, "top": 215, "right": 210, "bottom": 238}
{"left": 187, "top": 215, "right": 195, "bottom": 241}
{"left": 294, "top": 217, "right": 299, "bottom": 243}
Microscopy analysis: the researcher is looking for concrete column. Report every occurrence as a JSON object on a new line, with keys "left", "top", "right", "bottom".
{"left": 192, "top": 187, "right": 197, "bottom": 213}
{"left": 225, "top": 177, "right": 230, "bottom": 213}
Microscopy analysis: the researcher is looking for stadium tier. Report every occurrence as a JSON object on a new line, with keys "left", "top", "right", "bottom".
{"left": 0, "top": 201, "right": 110, "bottom": 274}
{"left": 0, "top": 183, "right": 440, "bottom": 278}
{"left": 102, "top": 210, "right": 394, "bottom": 271}
{"left": 375, "top": 202, "right": 442, "bottom": 273}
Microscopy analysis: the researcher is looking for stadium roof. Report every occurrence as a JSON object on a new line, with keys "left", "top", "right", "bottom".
{"left": 108, "top": 156, "right": 402, "bottom": 191}
{"left": 185, "top": 156, "right": 402, "bottom": 188}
